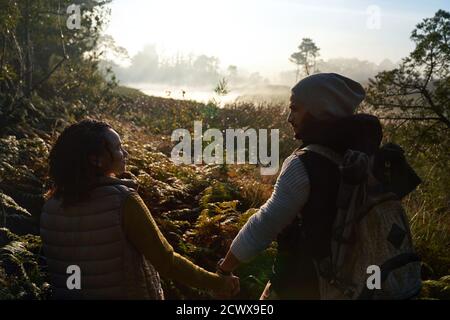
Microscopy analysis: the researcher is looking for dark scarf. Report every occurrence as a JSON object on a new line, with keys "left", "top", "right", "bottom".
{"left": 298, "top": 113, "right": 383, "bottom": 156}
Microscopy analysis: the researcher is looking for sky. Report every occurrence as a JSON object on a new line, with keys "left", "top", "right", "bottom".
{"left": 104, "top": 0, "right": 449, "bottom": 78}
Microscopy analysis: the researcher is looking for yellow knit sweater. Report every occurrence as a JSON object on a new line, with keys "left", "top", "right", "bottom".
{"left": 122, "top": 192, "right": 225, "bottom": 292}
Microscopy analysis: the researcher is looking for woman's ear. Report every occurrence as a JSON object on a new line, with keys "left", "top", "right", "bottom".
{"left": 88, "top": 155, "right": 102, "bottom": 168}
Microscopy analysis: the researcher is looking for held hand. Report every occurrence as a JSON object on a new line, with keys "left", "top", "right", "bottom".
{"left": 213, "top": 253, "right": 241, "bottom": 299}
{"left": 228, "top": 274, "right": 240, "bottom": 297}
{"left": 214, "top": 274, "right": 240, "bottom": 299}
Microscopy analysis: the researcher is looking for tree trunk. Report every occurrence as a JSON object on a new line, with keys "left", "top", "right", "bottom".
{"left": 24, "top": 0, "right": 33, "bottom": 98}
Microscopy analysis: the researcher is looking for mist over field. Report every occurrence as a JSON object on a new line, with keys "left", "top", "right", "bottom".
{"left": 101, "top": 46, "right": 398, "bottom": 103}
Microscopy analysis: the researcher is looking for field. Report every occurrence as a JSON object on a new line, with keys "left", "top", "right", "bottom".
{"left": 0, "top": 87, "right": 448, "bottom": 299}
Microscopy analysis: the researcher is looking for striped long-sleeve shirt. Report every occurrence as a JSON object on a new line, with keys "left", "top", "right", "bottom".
{"left": 230, "top": 153, "right": 310, "bottom": 262}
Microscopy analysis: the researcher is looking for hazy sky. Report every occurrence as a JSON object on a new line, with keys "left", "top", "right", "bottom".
{"left": 104, "top": 0, "right": 448, "bottom": 77}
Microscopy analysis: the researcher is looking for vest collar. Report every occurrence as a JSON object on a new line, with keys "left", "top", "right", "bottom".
{"left": 301, "top": 144, "right": 344, "bottom": 165}
{"left": 92, "top": 176, "right": 138, "bottom": 190}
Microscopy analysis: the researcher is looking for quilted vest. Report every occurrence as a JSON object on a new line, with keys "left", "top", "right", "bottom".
{"left": 40, "top": 178, "right": 164, "bottom": 300}
{"left": 271, "top": 147, "right": 341, "bottom": 299}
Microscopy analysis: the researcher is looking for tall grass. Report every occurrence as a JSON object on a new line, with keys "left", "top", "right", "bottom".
{"left": 0, "top": 87, "right": 448, "bottom": 299}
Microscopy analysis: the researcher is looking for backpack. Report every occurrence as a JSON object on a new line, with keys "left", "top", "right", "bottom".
{"left": 302, "top": 144, "right": 422, "bottom": 300}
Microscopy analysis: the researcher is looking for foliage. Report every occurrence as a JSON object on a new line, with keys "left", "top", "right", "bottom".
{"left": 365, "top": 11, "right": 450, "bottom": 286}
{"left": 419, "top": 276, "right": 450, "bottom": 300}
{"left": 0, "top": 5, "right": 448, "bottom": 301}
{"left": 0, "top": 0, "right": 116, "bottom": 136}
{"left": 214, "top": 77, "right": 229, "bottom": 96}
{"left": 290, "top": 38, "right": 320, "bottom": 80}
{"left": 366, "top": 10, "right": 450, "bottom": 131}
{"left": 0, "top": 228, "right": 49, "bottom": 300}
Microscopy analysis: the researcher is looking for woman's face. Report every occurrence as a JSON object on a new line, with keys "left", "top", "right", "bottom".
{"left": 287, "top": 93, "right": 309, "bottom": 139}
{"left": 94, "top": 128, "right": 129, "bottom": 177}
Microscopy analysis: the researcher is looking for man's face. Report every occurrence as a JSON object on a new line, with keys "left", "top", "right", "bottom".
{"left": 287, "top": 93, "right": 309, "bottom": 139}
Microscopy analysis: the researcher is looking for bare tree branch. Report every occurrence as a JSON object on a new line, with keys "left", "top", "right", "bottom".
{"left": 422, "top": 47, "right": 435, "bottom": 91}
{"left": 0, "top": 32, "right": 6, "bottom": 71}
{"left": 30, "top": 56, "right": 67, "bottom": 92}
{"left": 422, "top": 88, "right": 450, "bottom": 127}
{"left": 379, "top": 116, "right": 444, "bottom": 121}
{"left": 369, "top": 102, "right": 432, "bottom": 110}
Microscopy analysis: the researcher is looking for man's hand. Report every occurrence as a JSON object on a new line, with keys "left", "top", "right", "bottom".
{"left": 214, "top": 274, "right": 240, "bottom": 299}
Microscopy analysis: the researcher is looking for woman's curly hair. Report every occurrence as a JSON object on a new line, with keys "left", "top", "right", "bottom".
{"left": 47, "top": 119, "right": 114, "bottom": 206}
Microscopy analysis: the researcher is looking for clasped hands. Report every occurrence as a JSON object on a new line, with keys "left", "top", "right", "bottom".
{"left": 213, "top": 257, "right": 240, "bottom": 299}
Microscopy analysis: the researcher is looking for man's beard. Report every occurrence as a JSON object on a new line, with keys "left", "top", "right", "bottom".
{"left": 293, "top": 124, "right": 304, "bottom": 140}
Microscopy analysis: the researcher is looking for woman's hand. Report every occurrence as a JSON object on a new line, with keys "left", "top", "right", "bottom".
{"left": 214, "top": 274, "right": 240, "bottom": 299}
{"left": 212, "top": 251, "right": 242, "bottom": 299}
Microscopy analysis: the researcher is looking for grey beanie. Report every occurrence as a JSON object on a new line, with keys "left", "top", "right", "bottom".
{"left": 291, "top": 73, "right": 366, "bottom": 121}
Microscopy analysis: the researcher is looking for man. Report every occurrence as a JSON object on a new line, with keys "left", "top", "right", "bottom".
{"left": 217, "top": 73, "right": 383, "bottom": 299}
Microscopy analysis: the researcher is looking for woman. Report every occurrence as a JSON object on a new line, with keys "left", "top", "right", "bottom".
{"left": 40, "top": 119, "right": 239, "bottom": 299}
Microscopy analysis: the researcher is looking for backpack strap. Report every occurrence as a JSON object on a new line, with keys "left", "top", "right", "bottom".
{"left": 300, "top": 144, "right": 344, "bottom": 166}
{"left": 356, "top": 192, "right": 399, "bottom": 223}
{"left": 357, "top": 253, "right": 421, "bottom": 300}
